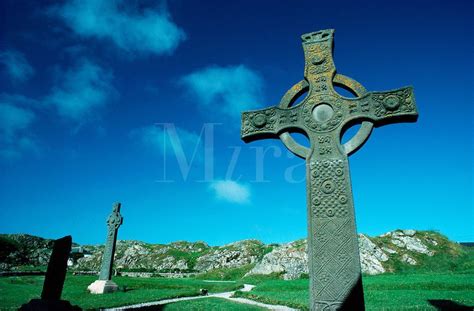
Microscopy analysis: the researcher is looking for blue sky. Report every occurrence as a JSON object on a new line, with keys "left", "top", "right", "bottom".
{"left": 0, "top": 0, "right": 472, "bottom": 245}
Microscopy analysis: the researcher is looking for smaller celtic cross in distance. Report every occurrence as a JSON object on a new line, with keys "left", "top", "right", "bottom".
{"left": 99, "top": 202, "right": 123, "bottom": 281}
{"left": 241, "top": 29, "right": 418, "bottom": 310}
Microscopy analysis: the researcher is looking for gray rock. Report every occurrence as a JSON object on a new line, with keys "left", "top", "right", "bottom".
{"left": 403, "top": 229, "right": 416, "bottom": 236}
{"left": 247, "top": 240, "right": 307, "bottom": 280}
{"left": 382, "top": 247, "right": 397, "bottom": 254}
{"left": 194, "top": 240, "right": 263, "bottom": 272}
{"left": 389, "top": 231, "right": 434, "bottom": 256}
{"left": 401, "top": 254, "right": 417, "bottom": 265}
{"left": 358, "top": 234, "right": 388, "bottom": 275}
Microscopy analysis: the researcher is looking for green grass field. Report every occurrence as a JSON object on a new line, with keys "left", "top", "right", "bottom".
{"left": 1, "top": 272, "right": 473, "bottom": 310}
{"left": 0, "top": 275, "right": 242, "bottom": 310}
{"left": 163, "top": 298, "right": 264, "bottom": 310}
{"left": 1, "top": 245, "right": 473, "bottom": 310}
{"left": 234, "top": 272, "right": 474, "bottom": 310}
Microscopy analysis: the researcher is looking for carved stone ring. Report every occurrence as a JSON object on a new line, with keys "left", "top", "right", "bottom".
{"left": 278, "top": 75, "right": 374, "bottom": 159}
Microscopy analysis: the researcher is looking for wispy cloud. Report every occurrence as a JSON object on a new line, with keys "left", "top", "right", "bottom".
{"left": 0, "top": 102, "right": 38, "bottom": 159}
{"left": 0, "top": 50, "right": 35, "bottom": 82}
{"left": 50, "top": 0, "right": 186, "bottom": 56}
{"left": 0, "top": 93, "right": 39, "bottom": 108}
{"left": 181, "top": 65, "right": 264, "bottom": 121}
{"left": 210, "top": 180, "right": 250, "bottom": 204}
{"left": 44, "top": 59, "right": 115, "bottom": 122}
{"left": 131, "top": 124, "right": 201, "bottom": 156}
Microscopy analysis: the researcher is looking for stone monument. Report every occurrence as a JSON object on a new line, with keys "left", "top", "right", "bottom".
{"left": 241, "top": 29, "right": 418, "bottom": 310}
{"left": 88, "top": 202, "right": 123, "bottom": 294}
{"left": 20, "top": 235, "right": 80, "bottom": 310}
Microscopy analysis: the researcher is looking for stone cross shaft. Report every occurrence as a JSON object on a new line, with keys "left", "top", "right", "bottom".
{"left": 241, "top": 29, "right": 418, "bottom": 310}
{"left": 99, "top": 202, "right": 123, "bottom": 281}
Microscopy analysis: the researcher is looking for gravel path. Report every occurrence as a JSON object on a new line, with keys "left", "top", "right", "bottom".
{"left": 103, "top": 283, "right": 298, "bottom": 311}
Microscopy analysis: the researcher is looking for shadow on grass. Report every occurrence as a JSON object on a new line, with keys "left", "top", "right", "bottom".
{"left": 428, "top": 299, "right": 473, "bottom": 311}
{"left": 119, "top": 286, "right": 134, "bottom": 293}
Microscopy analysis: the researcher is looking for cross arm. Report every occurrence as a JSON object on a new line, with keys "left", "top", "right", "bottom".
{"left": 241, "top": 105, "right": 304, "bottom": 142}
{"left": 343, "top": 86, "right": 418, "bottom": 127}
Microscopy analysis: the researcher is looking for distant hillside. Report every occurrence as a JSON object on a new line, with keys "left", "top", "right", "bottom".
{"left": 1, "top": 230, "right": 471, "bottom": 279}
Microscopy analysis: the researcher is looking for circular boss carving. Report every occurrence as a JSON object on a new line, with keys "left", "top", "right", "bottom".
{"left": 321, "top": 180, "right": 335, "bottom": 194}
{"left": 383, "top": 95, "right": 401, "bottom": 111}
{"left": 303, "top": 96, "right": 344, "bottom": 132}
{"left": 252, "top": 113, "right": 267, "bottom": 127}
{"left": 338, "top": 195, "right": 348, "bottom": 204}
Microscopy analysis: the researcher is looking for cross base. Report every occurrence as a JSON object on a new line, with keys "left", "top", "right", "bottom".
{"left": 87, "top": 280, "right": 119, "bottom": 294}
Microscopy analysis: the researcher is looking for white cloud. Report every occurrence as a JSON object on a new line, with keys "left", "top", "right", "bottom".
{"left": 181, "top": 65, "right": 264, "bottom": 120}
{"left": 210, "top": 180, "right": 250, "bottom": 204}
{"left": 0, "top": 50, "right": 35, "bottom": 82}
{"left": 44, "top": 59, "right": 115, "bottom": 121}
{"left": 50, "top": 0, "right": 186, "bottom": 56}
{"left": 0, "top": 103, "right": 38, "bottom": 159}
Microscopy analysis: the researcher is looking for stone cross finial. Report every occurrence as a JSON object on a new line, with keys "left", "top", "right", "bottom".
{"left": 88, "top": 202, "right": 123, "bottom": 294}
{"left": 241, "top": 29, "right": 418, "bottom": 310}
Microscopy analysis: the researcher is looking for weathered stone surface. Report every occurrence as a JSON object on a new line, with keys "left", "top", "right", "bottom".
{"left": 247, "top": 240, "right": 307, "bottom": 280}
{"left": 76, "top": 240, "right": 206, "bottom": 273}
{"left": 87, "top": 280, "right": 118, "bottom": 294}
{"left": 382, "top": 247, "right": 397, "bottom": 254}
{"left": 401, "top": 254, "right": 417, "bottom": 265}
{"left": 88, "top": 203, "right": 123, "bottom": 294}
{"left": 98, "top": 202, "right": 123, "bottom": 281}
{"left": 241, "top": 28, "right": 418, "bottom": 310}
{"left": 195, "top": 240, "right": 263, "bottom": 272}
{"left": 388, "top": 231, "right": 434, "bottom": 256}
{"left": 358, "top": 234, "right": 388, "bottom": 275}
{"left": 403, "top": 229, "right": 416, "bottom": 236}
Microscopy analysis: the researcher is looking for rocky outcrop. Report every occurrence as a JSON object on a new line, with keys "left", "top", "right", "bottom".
{"left": 245, "top": 230, "right": 447, "bottom": 279}
{"left": 195, "top": 240, "right": 263, "bottom": 272}
{"left": 0, "top": 230, "right": 457, "bottom": 279}
{"left": 383, "top": 230, "right": 434, "bottom": 256}
{"left": 0, "top": 234, "right": 53, "bottom": 270}
{"left": 358, "top": 234, "right": 389, "bottom": 275}
{"left": 401, "top": 254, "right": 417, "bottom": 265}
{"left": 246, "top": 240, "right": 307, "bottom": 280}
{"left": 76, "top": 240, "right": 198, "bottom": 272}
{"left": 246, "top": 234, "right": 394, "bottom": 279}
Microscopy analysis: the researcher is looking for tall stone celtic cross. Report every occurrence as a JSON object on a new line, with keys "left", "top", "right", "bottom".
{"left": 99, "top": 202, "right": 123, "bottom": 281}
{"left": 241, "top": 29, "right": 418, "bottom": 310}
{"left": 88, "top": 202, "right": 123, "bottom": 294}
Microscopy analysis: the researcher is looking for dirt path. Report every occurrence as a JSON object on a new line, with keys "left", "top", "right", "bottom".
{"left": 103, "top": 283, "right": 298, "bottom": 311}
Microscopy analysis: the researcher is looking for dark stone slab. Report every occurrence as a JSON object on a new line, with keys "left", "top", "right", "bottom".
{"left": 20, "top": 236, "right": 81, "bottom": 310}
{"left": 41, "top": 235, "right": 72, "bottom": 300}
